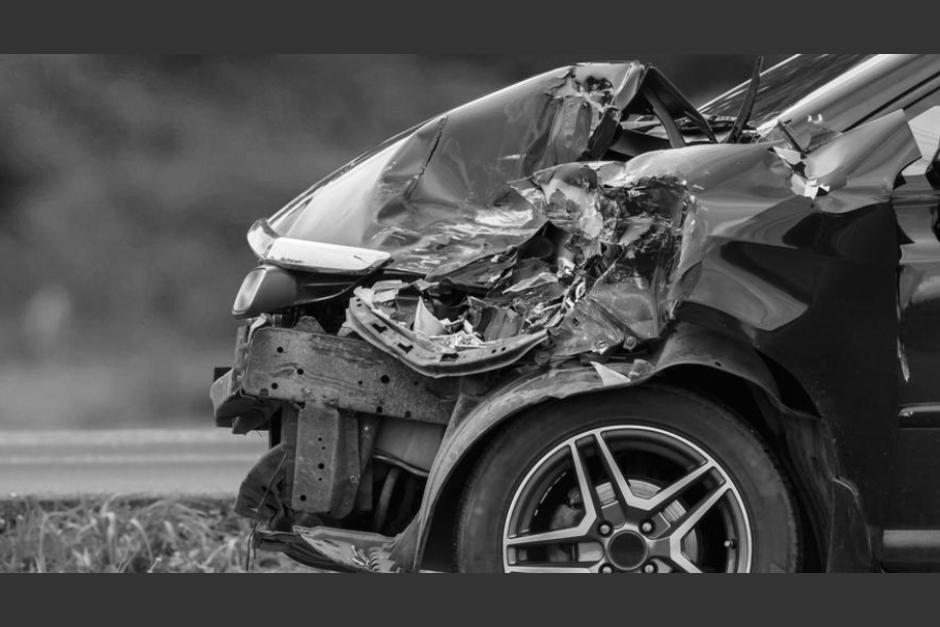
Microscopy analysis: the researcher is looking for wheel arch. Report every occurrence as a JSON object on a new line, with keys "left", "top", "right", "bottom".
{"left": 417, "top": 331, "right": 836, "bottom": 572}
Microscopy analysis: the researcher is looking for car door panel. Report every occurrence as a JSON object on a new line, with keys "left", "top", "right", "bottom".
{"left": 887, "top": 102, "right": 940, "bottom": 532}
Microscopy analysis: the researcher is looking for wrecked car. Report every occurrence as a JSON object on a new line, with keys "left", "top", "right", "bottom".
{"left": 210, "top": 54, "right": 940, "bottom": 572}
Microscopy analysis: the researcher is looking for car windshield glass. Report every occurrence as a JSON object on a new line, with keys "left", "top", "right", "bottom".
{"left": 699, "top": 54, "right": 872, "bottom": 127}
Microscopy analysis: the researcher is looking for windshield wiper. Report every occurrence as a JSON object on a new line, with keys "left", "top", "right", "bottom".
{"left": 724, "top": 56, "right": 764, "bottom": 144}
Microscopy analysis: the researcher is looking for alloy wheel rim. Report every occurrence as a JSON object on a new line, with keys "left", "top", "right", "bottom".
{"left": 502, "top": 425, "right": 753, "bottom": 573}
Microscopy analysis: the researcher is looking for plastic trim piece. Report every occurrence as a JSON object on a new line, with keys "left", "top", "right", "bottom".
{"left": 247, "top": 218, "right": 390, "bottom": 273}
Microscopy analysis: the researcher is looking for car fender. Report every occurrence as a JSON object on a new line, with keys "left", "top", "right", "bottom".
{"left": 391, "top": 321, "right": 872, "bottom": 571}
{"left": 425, "top": 323, "right": 783, "bottom": 507}
{"left": 392, "top": 323, "right": 816, "bottom": 569}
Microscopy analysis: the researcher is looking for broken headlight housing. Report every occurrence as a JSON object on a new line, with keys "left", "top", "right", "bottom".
{"left": 232, "top": 264, "right": 298, "bottom": 318}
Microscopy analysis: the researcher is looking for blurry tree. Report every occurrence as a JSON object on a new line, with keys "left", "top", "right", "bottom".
{"left": 0, "top": 54, "right": 785, "bottom": 428}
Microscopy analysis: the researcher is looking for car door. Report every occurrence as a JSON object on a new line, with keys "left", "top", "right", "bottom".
{"left": 884, "top": 99, "right": 940, "bottom": 563}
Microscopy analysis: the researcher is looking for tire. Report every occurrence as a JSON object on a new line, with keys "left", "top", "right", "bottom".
{"left": 455, "top": 385, "right": 800, "bottom": 573}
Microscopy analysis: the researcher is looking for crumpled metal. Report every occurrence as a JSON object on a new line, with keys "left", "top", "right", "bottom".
{"left": 267, "top": 62, "right": 651, "bottom": 275}
{"left": 770, "top": 111, "right": 920, "bottom": 209}
{"left": 335, "top": 68, "right": 925, "bottom": 369}
{"left": 394, "top": 111, "right": 918, "bottom": 361}
{"left": 507, "top": 164, "right": 696, "bottom": 355}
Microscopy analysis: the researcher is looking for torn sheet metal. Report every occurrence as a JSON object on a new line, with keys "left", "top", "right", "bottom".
{"left": 346, "top": 109, "right": 923, "bottom": 376}
{"left": 590, "top": 361, "right": 631, "bottom": 385}
{"left": 253, "top": 525, "right": 399, "bottom": 573}
{"left": 511, "top": 165, "right": 695, "bottom": 355}
{"left": 770, "top": 111, "right": 920, "bottom": 211}
{"left": 254, "top": 58, "right": 924, "bottom": 379}
{"left": 347, "top": 167, "right": 699, "bottom": 370}
{"left": 263, "top": 62, "right": 686, "bottom": 276}
{"left": 345, "top": 291, "right": 549, "bottom": 378}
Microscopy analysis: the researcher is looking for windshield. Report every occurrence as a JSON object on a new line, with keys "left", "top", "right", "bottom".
{"left": 699, "top": 54, "right": 872, "bottom": 127}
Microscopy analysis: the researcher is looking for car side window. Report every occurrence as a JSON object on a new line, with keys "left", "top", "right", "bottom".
{"left": 897, "top": 95, "right": 940, "bottom": 241}
{"left": 901, "top": 88, "right": 940, "bottom": 188}
{"left": 910, "top": 91, "right": 940, "bottom": 190}
{"left": 906, "top": 102, "right": 940, "bottom": 165}
{"left": 905, "top": 83, "right": 940, "bottom": 120}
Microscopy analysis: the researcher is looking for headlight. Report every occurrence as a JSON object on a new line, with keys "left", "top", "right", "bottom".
{"left": 232, "top": 265, "right": 298, "bottom": 318}
{"left": 246, "top": 219, "right": 390, "bottom": 273}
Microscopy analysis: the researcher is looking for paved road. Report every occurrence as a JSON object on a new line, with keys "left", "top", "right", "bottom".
{"left": 0, "top": 429, "right": 268, "bottom": 497}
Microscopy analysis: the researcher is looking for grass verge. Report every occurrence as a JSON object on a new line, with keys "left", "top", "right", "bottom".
{"left": 0, "top": 495, "right": 315, "bottom": 573}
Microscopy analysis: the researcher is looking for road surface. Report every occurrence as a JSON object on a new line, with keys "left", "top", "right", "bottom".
{"left": 0, "top": 429, "right": 268, "bottom": 497}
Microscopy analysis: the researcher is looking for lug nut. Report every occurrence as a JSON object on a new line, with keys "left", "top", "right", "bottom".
{"left": 598, "top": 522, "right": 613, "bottom": 536}
{"left": 643, "top": 563, "right": 656, "bottom": 574}
{"left": 640, "top": 521, "right": 654, "bottom": 534}
{"left": 599, "top": 564, "right": 614, "bottom": 573}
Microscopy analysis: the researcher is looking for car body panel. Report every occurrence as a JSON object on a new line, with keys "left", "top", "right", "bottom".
{"left": 887, "top": 128, "right": 940, "bottom": 530}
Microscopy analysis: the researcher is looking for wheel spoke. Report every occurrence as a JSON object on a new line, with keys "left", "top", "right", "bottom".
{"left": 567, "top": 441, "right": 602, "bottom": 525}
{"left": 644, "top": 461, "right": 715, "bottom": 514}
{"left": 592, "top": 432, "right": 641, "bottom": 509}
{"left": 661, "top": 483, "right": 731, "bottom": 560}
{"left": 504, "top": 443, "right": 600, "bottom": 568}
{"left": 667, "top": 483, "right": 730, "bottom": 542}
{"left": 506, "top": 564, "right": 594, "bottom": 573}
{"left": 505, "top": 525, "right": 591, "bottom": 547}
{"left": 668, "top": 554, "right": 703, "bottom": 574}
{"left": 648, "top": 483, "right": 731, "bottom": 574}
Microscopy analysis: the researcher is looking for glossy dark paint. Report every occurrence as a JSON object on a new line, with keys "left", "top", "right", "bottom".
{"left": 692, "top": 202, "right": 902, "bottom": 550}
{"left": 887, "top": 150, "right": 940, "bottom": 530}
{"left": 897, "top": 173, "right": 940, "bottom": 407}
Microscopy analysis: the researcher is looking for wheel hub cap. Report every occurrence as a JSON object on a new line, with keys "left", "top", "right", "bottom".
{"left": 608, "top": 531, "right": 648, "bottom": 571}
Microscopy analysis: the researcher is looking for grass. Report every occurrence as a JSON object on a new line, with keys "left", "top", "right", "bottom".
{"left": 0, "top": 495, "right": 316, "bottom": 573}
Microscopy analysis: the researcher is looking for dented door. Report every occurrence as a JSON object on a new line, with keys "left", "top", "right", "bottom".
{"left": 890, "top": 100, "right": 940, "bottom": 530}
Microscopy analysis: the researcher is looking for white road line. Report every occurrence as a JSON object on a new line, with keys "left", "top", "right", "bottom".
{"left": 0, "top": 429, "right": 267, "bottom": 446}
{"left": 0, "top": 429, "right": 269, "bottom": 496}
{"left": 0, "top": 454, "right": 262, "bottom": 465}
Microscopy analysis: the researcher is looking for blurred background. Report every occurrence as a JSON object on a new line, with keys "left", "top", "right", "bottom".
{"left": 0, "top": 54, "right": 787, "bottom": 431}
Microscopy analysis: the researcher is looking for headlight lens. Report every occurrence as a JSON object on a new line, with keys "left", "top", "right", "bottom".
{"left": 246, "top": 218, "right": 390, "bottom": 273}
{"left": 232, "top": 265, "right": 298, "bottom": 318}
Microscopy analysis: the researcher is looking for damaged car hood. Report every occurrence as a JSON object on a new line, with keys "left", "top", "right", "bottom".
{"left": 260, "top": 61, "right": 711, "bottom": 276}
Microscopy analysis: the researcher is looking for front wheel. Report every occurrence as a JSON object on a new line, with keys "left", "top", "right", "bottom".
{"left": 455, "top": 386, "right": 800, "bottom": 573}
